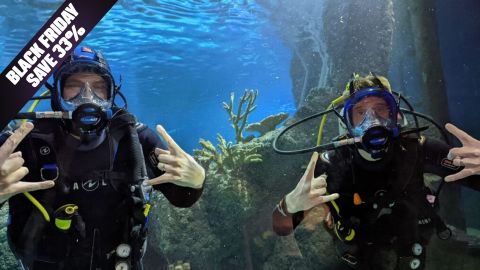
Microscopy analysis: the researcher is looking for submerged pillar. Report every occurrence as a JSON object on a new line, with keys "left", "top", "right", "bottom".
{"left": 406, "top": 0, "right": 464, "bottom": 230}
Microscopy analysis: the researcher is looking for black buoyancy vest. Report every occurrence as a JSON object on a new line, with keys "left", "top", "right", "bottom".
{"left": 323, "top": 136, "right": 448, "bottom": 244}
{"left": 7, "top": 110, "right": 149, "bottom": 269}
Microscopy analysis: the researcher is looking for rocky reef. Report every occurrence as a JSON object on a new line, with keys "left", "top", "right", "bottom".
{"left": 257, "top": 0, "right": 394, "bottom": 107}
{"left": 147, "top": 89, "right": 305, "bottom": 269}
{"left": 145, "top": 78, "right": 480, "bottom": 269}
{"left": 0, "top": 205, "right": 21, "bottom": 270}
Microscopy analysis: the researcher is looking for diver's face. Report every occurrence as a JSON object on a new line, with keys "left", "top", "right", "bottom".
{"left": 351, "top": 96, "right": 390, "bottom": 126}
{"left": 63, "top": 72, "right": 108, "bottom": 100}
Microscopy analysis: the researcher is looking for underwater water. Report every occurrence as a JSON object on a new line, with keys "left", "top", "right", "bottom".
{"left": 1, "top": 0, "right": 480, "bottom": 269}
{"left": 0, "top": 0, "right": 296, "bottom": 152}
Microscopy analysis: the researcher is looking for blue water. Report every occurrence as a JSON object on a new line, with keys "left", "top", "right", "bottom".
{"left": 0, "top": 0, "right": 295, "bottom": 152}
{"left": 2, "top": 1, "right": 480, "bottom": 269}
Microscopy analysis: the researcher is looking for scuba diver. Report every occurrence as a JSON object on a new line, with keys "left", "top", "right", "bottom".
{"left": 0, "top": 46, "right": 205, "bottom": 270}
{"left": 272, "top": 73, "right": 480, "bottom": 270}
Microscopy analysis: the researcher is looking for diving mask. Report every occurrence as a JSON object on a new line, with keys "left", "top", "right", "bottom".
{"left": 354, "top": 108, "right": 394, "bottom": 158}
{"left": 352, "top": 108, "right": 394, "bottom": 137}
{"left": 59, "top": 71, "right": 113, "bottom": 112}
{"left": 343, "top": 87, "right": 400, "bottom": 158}
{"left": 59, "top": 73, "right": 113, "bottom": 140}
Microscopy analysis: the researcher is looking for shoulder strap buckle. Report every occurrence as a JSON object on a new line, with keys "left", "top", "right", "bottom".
{"left": 40, "top": 163, "right": 59, "bottom": 181}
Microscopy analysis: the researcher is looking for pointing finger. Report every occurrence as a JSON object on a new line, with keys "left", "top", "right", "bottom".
{"left": 444, "top": 169, "right": 474, "bottom": 182}
{"left": 156, "top": 125, "right": 182, "bottom": 155}
{"left": 18, "top": 180, "right": 55, "bottom": 194}
{"left": 303, "top": 152, "right": 319, "bottom": 182}
{"left": 3, "top": 180, "right": 55, "bottom": 197}
{"left": 445, "top": 123, "right": 476, "bottom": 146}
{"left": 0, "top": 122, "right": 33, "bottom": 165}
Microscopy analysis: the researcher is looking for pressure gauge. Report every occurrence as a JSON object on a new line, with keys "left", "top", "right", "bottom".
{"left": 412, "top": 243, "right": 423, "bottom": 256}
{"left": 115, "top": 261, "right": 130, "bottom": 270}
{"left": 116, "top": 243, "right": 131, "bottom": 258}
{"left": 409, "top": 258, "right": 421, "bottom": 269}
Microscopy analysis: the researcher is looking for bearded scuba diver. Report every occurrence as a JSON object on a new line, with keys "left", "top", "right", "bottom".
{"left": 272, "top": 73, "right": 480, "bottom": 270}
{"left": 2, "top": 46, "right": 205, "bottom": 270}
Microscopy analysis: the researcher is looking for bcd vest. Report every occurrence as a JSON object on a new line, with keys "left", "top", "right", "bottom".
{"left": 322, "top": 136, "right": 450, "bottom": 245}
{"left": 7, "top": 110, "right": 150, "bottom": 270}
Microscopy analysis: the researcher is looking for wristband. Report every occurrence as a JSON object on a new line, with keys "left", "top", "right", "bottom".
{"left": 276, "top": 197, "right": 292, "bottom": 217}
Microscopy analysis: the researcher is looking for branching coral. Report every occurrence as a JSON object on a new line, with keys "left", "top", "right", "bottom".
{"left": 194, "top": 89, "right": 290, "bottom": 175}
{"left": 223, "top": 90, "right": 258, "bottom": 144}
{"left": 194, "top": 133, "right": 262, "bottom": 175}
{"left": 195, "top": 139, "right": 220, "bottom": 166}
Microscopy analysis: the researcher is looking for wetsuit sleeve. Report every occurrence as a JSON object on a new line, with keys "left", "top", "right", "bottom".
{"left": 138, "top": 125, "right": 203, "bottom": 207}
{"left": 423, "top": 137, "right": 480, "bottom": 191}
{"left": 272, "top": 197, "right": 306, "bottom": 236}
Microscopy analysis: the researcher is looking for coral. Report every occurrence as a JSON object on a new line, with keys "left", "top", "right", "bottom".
{"left": 194, "top": 138, "right": 220, "bottom": 166}
{"left": 223, "top": 90, "right": 258, "bottom": 143}
{"left": 246, "top": 112, "right": 289, "bottom": 136}
{"left": 195, "top": 89, "right": 268, "bottom": 174}
{"left": 190, "top": 89, "right": 294, "bottom": 269}
{"left": 168, "top": 261, "right": 191, "bottom": 270}
{"left": 194, "top": 133, "right": 262, "bottom": 175}
{"left": 0, "top": 205, "right": 20, "bottom": 270}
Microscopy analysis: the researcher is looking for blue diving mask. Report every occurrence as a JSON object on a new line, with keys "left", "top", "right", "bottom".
{"left": 343, "top": 87, "right": 400, "bottom": 158}
{"left": 352, "top": 108, "right": 394, "bottom": 137}
{"left": 61, "top": 79, "right": 112, "bottom": 112}
{"left": 52, "top": 46, "right": 117, "bottom": 142}
{"left": 58, "top": 71, "right": 114, "bottom": 141}
{"left": 53, "top": 46, "right": 116, "bottom": 113}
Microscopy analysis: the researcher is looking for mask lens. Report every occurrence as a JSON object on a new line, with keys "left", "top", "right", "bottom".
{"left": 62, "top": 75, "right": 110, "bottom": 101}
{"left": 351, "top": 96, "right": 391, "bottom": 126}
{"left": 58, "top": 70, "right": 113, "bottom": 112}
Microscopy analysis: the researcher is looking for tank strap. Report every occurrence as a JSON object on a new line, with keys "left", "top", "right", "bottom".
{"left": 30, "top": 137, "right": 59, "bottom": 181}
{"left": 107, "top": 110, "right": 150, "bottom": 265}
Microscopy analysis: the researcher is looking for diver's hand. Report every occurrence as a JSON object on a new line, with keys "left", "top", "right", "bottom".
{"left": 445, "top": 123, "right": 480, "bottom": 182}
{"left": 143, "top": 125, "right": 205, "bottom": 189}
{"left": 285, "top": 152, "right": 339, "bottom": 213}
{"left": 0, "top": 122, "right": 55, "bottom": 204}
